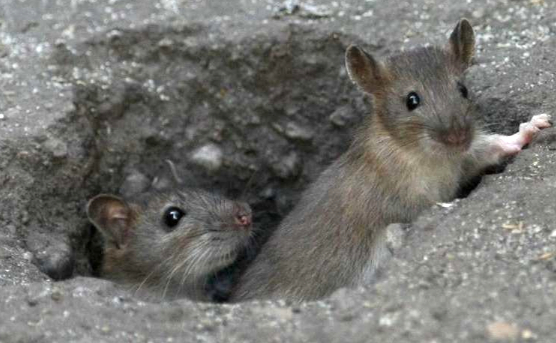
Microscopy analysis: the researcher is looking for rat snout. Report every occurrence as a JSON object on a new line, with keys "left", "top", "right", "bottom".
{"left": 436, "top": 118, "right": 474, "bottom": 150}
{"left": 233, "top": 211, "right": 252, "bottom": 230}
{"left": 440, "top": 130, "right": 470, "bottom": 146}
{"left": 236, "top": 213, "right": 251, "bottom": 227}
{"left": 437, "top": 129, "right": 473, "bottom": 150}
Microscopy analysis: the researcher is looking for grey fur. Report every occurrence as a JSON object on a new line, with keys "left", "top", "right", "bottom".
{"left": 87, "top": 189, "right": 252, "bottom": 301}
{"left": 231, "top": 19, "right": 510, "bottom": 302}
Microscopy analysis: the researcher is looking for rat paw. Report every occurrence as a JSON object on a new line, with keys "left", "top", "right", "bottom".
{"left": 530, "top": 113, "right": 552, "bottom": 129}
{"left": 515, "top": 113, "right": 552, "bottom": 146}
{"left": 486, "top": 114, "right": 552, "bottom": 159}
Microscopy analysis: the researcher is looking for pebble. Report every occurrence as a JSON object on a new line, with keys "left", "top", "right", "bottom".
{"left": 119, "top": 171, "right": 150, "bottom": 198}
{"left": 487, "top": 321, "right": 519, "bottom": 341}
{"left": 190, "top": 143, "right": 223, "bottom": 173}
{"left": 43, "top": 137, "right": 68, "bottom": 159}
{"left": 284, "top": 122, "right": 314, "bottom": 141}
{"left": 329, "top": 106, "right": 353, "bottom": 127}
{"left": 271, "top": 151, "right": 301, "bottom": 179}
{"left": 385, "top": 223, "right": 406, "bottom": 252}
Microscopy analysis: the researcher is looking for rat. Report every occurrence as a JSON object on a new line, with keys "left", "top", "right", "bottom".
{"left": 230, "top": 19, "right": 553, "bottom": 302}
{"left": 86, "top": 175, "right": 253, "bottom": 301}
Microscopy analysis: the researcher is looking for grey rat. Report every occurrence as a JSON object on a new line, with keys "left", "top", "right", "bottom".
{"left": 231, "top": 19, "right": 552, "bottom": 302}
{"left": 87, "top": 187, "right": 253, "bottom": 301}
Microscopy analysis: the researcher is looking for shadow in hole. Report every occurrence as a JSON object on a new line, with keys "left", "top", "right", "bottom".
{"left": 456, "top": 159, "right": 510, "bottom": 199}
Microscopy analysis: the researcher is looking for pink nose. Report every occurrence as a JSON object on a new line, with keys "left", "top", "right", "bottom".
{"left": 443, "top": 131, "right": 469, "bottom": 146}
{"left": 235, "top": 214, "right": 252, "bottom": 228}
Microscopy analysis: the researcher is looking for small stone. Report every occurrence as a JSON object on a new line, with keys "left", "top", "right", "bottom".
{"left": 22, "top": 251, "right": 33, "bottom": 262}
{"left": 271, "top": 151, "right": 301, "bottom": 179}
{"left": 20, "top": 211, "right": 30, "bottom": 225}
{"left": 472, "top": 8, "right": 485, "bottom": 19}
{"left": 329, "top": 105, "right": 354, "bottom": 127}
{"left": 378, "top": 314, "right": 396, "bottom": 327}
{"left": 284, "top": 122, "right": 314, "bottom": 141}
{"left": 385, "top": 223, "right": 406, "bottom": 252}
{"left": 285, "top": 106, "right": 299, "bottom": 117}
{"left": 26, "top": 297, "right": 39, "bottom": 307}
{"left": 158, "top": 38, "right": 173, "bottom": 48}
{"left": 6, "top": 224, "right": 17, "bottom": 235}
{"left": 50, "top": 289, "right": 63, "bottom": 302}
{"left": 522, "top": 329, "right": 535, "bottom": 340}
{"left": 43, "top": 137, "right": 68, "bottom": 159}
{"left": 259, "top": 187, "right": 276, "bottom": 199}
{"left": 190, "top": 143, "right": 223, "bottom": 173}
{"left": 107, "top": 29, "right": 122, "bottom": 41}
{"left": 487, "top": 321, "right": 519, "bottom": 341}
{"left": 119, "top": 171, "right": 150, "bottom": 198}
{"left": 151, "top": 176, "right": 173, "bottom": 191}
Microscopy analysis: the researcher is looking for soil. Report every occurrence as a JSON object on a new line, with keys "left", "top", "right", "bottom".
{"left": 1, "top": 0, "right": 555, "bottom": 342}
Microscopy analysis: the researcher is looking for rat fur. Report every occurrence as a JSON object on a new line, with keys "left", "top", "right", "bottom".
{"left": 231, "top": 19, "right": 552, "bottom": 302}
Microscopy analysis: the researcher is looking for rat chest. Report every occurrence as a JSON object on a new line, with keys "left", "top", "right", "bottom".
{"left": 402, "top": 160, "right": 462, "bottom": 204}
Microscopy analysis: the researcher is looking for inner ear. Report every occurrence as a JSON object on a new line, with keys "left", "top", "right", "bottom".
{"left": 345, "top": 45, "right": 390, "bottom": 94}
{"left": 448, "top": 19, "right": 475, "bottom": 71}
{"left": 86, "top": 194, "right": 136, "bottom": 249}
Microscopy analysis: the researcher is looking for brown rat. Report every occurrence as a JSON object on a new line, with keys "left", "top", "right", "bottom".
{"left": 87, "top": 188, "right": 253, "bottom": 301}
{"left": 231, "top": 19, "right": 552, "bottom": 302}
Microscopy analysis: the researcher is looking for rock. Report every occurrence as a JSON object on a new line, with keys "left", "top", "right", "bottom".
{"left": 384, "top": 223, "right": 406, "bottom": 253}
{"left": 271, "top": 151, "right": 302, "bottom": 179}
{"left": 190, "top": 144, "right": 224, "bottom": 173}
{"left": 283, "top": 122, "right": 314, "bottom": 141}
{"left": 487, "top": 322, "right": 519, "bottom": 341}
{"left": 329, "top": 105, "right": 355, "bottom": 127}
{"left": 119, "top": 171, "right": 150, "bottom": 198}
{"left": 43, "top": 137, "right": 68, "bottom": 159}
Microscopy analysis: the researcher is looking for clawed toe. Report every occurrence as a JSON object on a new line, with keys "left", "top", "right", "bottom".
{"left": 530, "top": 113, "right": 552, "bottom": 129}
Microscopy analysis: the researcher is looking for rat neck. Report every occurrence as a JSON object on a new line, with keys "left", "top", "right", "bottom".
{"left": 351, "top": 113, "right": 460, "bottom": 167}
{"left": 346, "top": 113, "right": 463, "bottom": 205}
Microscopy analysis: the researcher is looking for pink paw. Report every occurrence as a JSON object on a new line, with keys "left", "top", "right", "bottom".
{"left": 517, "top": 113, "right": 552, "bottom": 146}
{"left": 495, "top": 113, "right": 552, "bottom": 157}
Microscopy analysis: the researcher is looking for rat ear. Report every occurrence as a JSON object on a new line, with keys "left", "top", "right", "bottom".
{"left": 86, "top": 194, "right": 136, "bottom": 249}
{"left": 345, "top": 45, "right": 390, "bottom": 94}
{"left": 448, "top": 19, "right": 475, "bottom": 70}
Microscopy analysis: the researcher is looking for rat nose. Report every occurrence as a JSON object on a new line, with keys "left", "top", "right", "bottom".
{"left": 235, "top": 213, "right": 252, "bottom": 229}
{"left": 440, "top": 130, "right": 471, "bottom": 148}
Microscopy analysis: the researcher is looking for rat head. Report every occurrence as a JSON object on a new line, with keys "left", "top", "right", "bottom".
{"left": 346, "top": 19, "right": 476, "bottom": 156}
{"left": 86, "top": 189, "right": 252, "bottom": 291}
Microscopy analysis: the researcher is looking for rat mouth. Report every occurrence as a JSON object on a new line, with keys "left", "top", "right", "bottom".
{"left": 207, "top": 247, "right": 240, "bottom": 270}
{"left": 211, "top": 231, "right": 251, "bottom": 250}
{"left": 179, "top": 247, "right": 239, "bottom": 276}
{"left": 443, "top": 139, "right": 472, "bottom": 152}
{"left": 428, "top": 129, "right": 473, "bottom": 153}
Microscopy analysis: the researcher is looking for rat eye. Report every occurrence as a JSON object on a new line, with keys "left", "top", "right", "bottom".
{"left": 457, "top": 82, "right": 468, "bottom": 99}
{"left": 163, "top": 207, "right": 185, "bottom": 229}
{"left": 406, "top": 92, "right": 420, "bottom": 111}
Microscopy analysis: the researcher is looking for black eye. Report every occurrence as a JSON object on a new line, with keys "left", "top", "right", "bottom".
{"left": 163, "top": 207, "right": 185, "bottom": 229}
{"left": 406, "top": 92, "right": 420, "bottom": 111}
{"left": 457, "top": 82, "right": 468, "bottom": 99}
